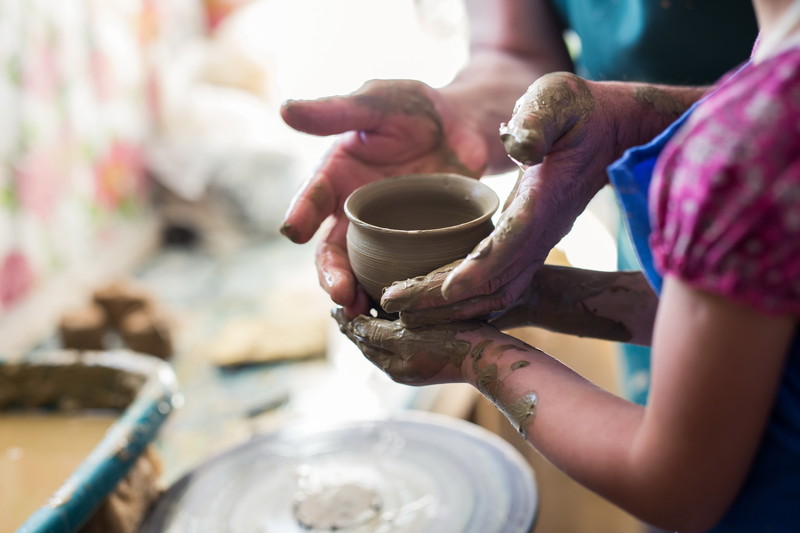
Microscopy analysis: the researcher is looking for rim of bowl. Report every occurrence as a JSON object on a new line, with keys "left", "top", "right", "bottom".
{"left": 344, "top": 173, "right": 500, "bottom": 235}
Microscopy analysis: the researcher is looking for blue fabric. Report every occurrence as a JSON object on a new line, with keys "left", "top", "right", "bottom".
{"left": 550, "top": 0, "right": 757, "bottom": 410}
{"left": 549, "top": 0, "right": 757, "bottom": 85}
{"left": 606, "top": 104, "right": 800, "bottom": 532}
{"left": 606, "top": 100, "right": 700, "bottom": 293}
{"left": 616, "top": 222, "right": 651, "bottom": 406}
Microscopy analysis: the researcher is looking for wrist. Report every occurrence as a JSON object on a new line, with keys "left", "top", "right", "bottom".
{"left": 594, "top": 80, "right": 708, "bottom": 157}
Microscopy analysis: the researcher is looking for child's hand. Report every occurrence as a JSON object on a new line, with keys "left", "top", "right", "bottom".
{"left": 332, "top": 307, "right": 503, "bottom": 387}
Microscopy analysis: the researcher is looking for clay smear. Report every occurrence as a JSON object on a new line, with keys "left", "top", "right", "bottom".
{"left": 334, "top": 308, "right": 481, "bottom": 384}
{"left": 499, "top": 72, "right": 595, "bottom": 168}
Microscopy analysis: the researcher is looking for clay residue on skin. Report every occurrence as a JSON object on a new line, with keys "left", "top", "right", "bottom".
{"left": 353, "top": 82, "right": 477, "bottom": 178}
{"left": 310, "top": 182, "right": 329, "bottom": 206}
{"left": 494, "top": 266, "right": 646, "bottom": 343}
{"left": 510, "top": 360, "right": 530, "bottom": 371}
{"left": 495, "top": 343, "right": 523, "bottom": 353}
{"left": 462, "top": 337, "right": 537, "bottom": 435}
{"left": 279, "top": 222, "right": 300, "bottom": 242}
{"left": 476, "top": 364, "right": 499, "bottom": 397}
{"left": 336, "top": 307, "right": 543, "bottom": 438}
{"left": 459, "top": 209, "right": 525, "bottom": 268}
{"left": 498, "top": 392, "right": 538, "bottom": 438}
{"left": 381, "top": 261, "right": 460, "bottom": 313}
{"left": 467, "top": 237, "right": 493, "bottom": 260}
{"left": 333, "top": 307, "right": 481, "bottom": 384}
{"left": 470, "top": 339, "right": 492, "bottom": 374}
{"left": 499, "top": 72, "right": 595, "bottom": 168}
{"left": 633, "top": 85, "right": 688, "bottom": 120}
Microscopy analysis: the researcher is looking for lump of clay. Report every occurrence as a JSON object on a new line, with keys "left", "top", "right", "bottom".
{"left": 79, "top": 446, "right": 164, "bottom": 533}
{"left": 119, "top": 309, "right": 174, "bottom": 360}
{"left": 93, "top": 280, "right": 152, "bottom": 329}
{"left": 293, "top": 483, "right": 381, "bottom": 530}
{"left": 58, "top": 303, "right": 108, "bottom": 351}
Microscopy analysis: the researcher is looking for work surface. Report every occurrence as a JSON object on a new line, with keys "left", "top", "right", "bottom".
{"left": 26, "top": 229, "right": 639, "bottom": 532}
{"left": 133, "top": 236, "right": 421, "bottom": 484}
{"left": 139, "top": 235, "right": 640, "bottom": 533}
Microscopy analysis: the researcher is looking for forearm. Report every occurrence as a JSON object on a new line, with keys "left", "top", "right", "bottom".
{"left": 602, "top": 81, "right": 710, "bottom": 156}
{"left": 492, "top": 265, "right": 658, "bottom": 345}
{"left": 459, "top": 334, "right": 651, "bottom": 519}
{"left": 458, "top": 333, "right": 711, "bottom": 531}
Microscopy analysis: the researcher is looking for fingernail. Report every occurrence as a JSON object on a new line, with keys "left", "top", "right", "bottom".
{"left": 469, "top": 238, "right": 493, "bottom": 260}
{"left": 441, "top": 267, "right": 469, "bottom": 301}
{"left": 380, "top": 285, "right": 400, "bottom": 312}
{"left": 398, "top": 311, "right": 423, "bottom": 328}
{"left": 280, "top": 222, "right": 300, "bottom": 242}
{"left": 381, "top": 297, "right": 399, "bottom": 314}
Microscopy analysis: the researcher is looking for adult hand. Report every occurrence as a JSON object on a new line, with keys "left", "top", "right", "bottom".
{"left": 383, "top": 72, "right": 696, "bottom": 322}
{"left": 280, "top": 79, "right": 489, "bottom": 318}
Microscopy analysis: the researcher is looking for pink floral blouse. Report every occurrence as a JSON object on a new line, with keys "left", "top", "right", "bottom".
{"left": 650, "top": 46, "right": 800, "bottom": 316}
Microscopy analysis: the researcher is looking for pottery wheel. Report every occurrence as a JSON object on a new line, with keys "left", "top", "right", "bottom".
{"left": 140, "top": 412, "right": 538, "bottom": 533}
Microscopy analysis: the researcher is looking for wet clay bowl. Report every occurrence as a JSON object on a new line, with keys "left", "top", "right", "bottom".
{"left": 344, "top": 173, "right": 499, "bottom": 306}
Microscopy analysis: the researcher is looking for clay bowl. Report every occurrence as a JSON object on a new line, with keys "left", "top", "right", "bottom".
{"left": 344, "top": 173, "right": 499, "bottom": 306}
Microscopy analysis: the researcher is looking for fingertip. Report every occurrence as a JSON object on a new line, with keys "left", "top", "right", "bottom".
{"left": 441, "top": 265, "right": 471, "bottom": 302}
{"left": 440, "top": 275, "right": 457, "bottom": 302}
{"left": 280, "top": 211, "right": 316, "bottom": 244}
{"left": 352, "top": 288, "right": 373, "bottom": 317}
{"left": 279, "top": 98, "right": 305, "bottom": 120}
{"left": 325, "top": 270, "right": 372, "bottom": 318}
{"left": 279, "top": 221, "right": 304, "bottom": 243}
{"left": 279, "top": 99, "right": 297, "bottom": 124}
{"left": 343, "top": 290, "right": 370, "bottom": 320}
{"left": 282, "top": 187, "right": 335, "bottom": 245}
{"left": 397, "top": 311, "right": 423, "bottom": 329}
{"left": 323, "top": 270, "right": 350, "bottom": 304}
{"left": 380, "top": 286, "right": 402, "bottom": 313}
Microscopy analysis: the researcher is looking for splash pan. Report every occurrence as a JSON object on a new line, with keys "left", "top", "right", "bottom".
{"left": 141, "top": 411, "right": 537, "bottom": 533}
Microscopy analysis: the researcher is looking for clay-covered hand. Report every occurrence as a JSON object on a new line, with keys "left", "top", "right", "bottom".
{"left": 384, "top": 261, "right": 658, "bottom": 347}
{"left": 280, "top": 80, "right": 488, "bottom": 318}
{"left": 333, "top": 306, "right": 502, "bottom": 387}
{"left": 382, "top": 72, "right": 695, "bottom": 321}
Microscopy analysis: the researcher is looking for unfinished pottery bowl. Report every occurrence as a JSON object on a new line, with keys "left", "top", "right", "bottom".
{"left": 344, "top": 173, "right": 499, "bottom": 306}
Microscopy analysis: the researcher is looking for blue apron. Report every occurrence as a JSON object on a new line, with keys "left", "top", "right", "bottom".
{"left": 607, "top": 103, "right": 800, "bottom": 532}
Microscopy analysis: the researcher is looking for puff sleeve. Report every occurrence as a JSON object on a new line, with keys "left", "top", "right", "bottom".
{"left": 649, "top": 53, "right": 800, "bottom": 316}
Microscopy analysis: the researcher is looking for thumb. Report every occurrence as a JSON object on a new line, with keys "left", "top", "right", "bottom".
{"left": 499, "top": 72, "right": 595, "bottom": 168}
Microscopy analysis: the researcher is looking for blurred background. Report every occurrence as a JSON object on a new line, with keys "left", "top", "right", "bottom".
{"left": 0, "top": 1, "right": 633, "bottom": 532}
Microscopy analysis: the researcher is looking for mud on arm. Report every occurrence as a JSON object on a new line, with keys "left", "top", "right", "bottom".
{"left": 492, "top": 265, "right": 658, "bottom": 345}
{"left": 390, "top": 263, "right": 658, "bottom": 346}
